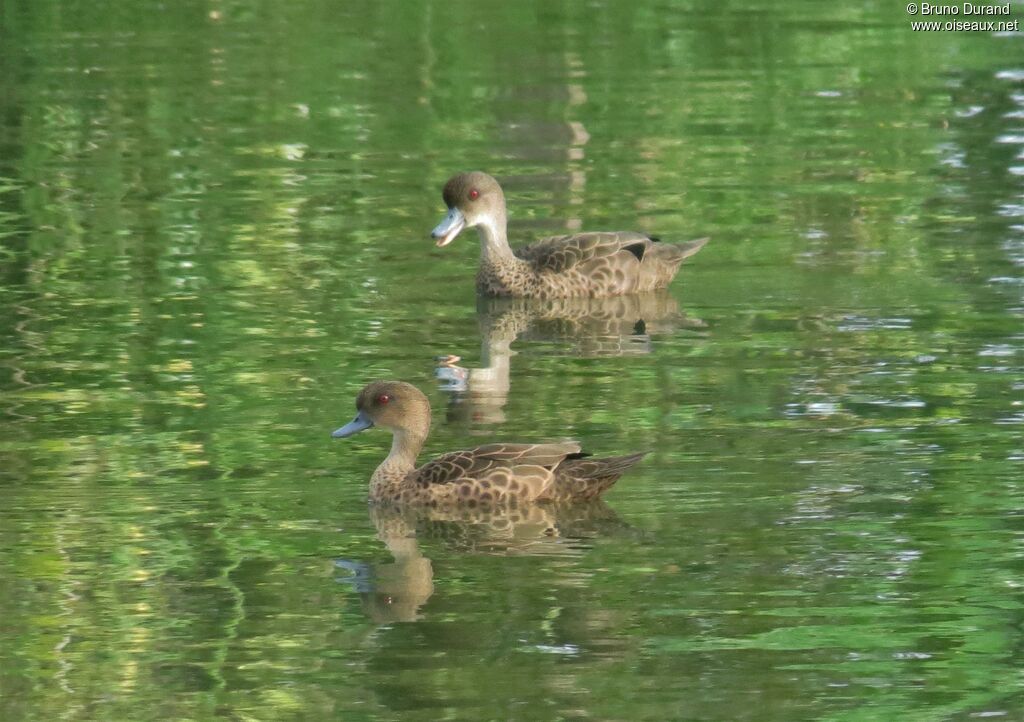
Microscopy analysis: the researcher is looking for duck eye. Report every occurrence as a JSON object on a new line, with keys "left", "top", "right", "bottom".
{"left": 377, "top": 394, "right": 391, "bottom": 405}
{"left": 468, "top": 189, "right": 479, "bottom": 200}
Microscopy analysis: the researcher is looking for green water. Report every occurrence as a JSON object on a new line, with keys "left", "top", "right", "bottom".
{"left": 1, "top": 1, "right": 1022, "bottom": 720}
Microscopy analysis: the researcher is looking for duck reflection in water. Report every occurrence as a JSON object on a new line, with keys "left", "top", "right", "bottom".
{"left": 436, "top": 291, "right": 707, "bottom": 425}
{"left": 335, "top": 501, "right": 634, "bottom": 623}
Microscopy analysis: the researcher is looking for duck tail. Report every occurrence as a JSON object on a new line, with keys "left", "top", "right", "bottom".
{"left": 651, "top": 236, "right": 709, "bottom": 264}
{"left": 639, "top": 237, "right": 708, "bottom": 290}
{"left": 545, "top": 451, "right": 649, "bottom": 502}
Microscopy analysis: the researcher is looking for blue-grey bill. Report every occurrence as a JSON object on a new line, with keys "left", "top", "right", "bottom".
{"left": 332, "top": 410, "right": 374, "bottom": 438}
{"left": 431, "top": 207, "right": 465, "bottom": 247}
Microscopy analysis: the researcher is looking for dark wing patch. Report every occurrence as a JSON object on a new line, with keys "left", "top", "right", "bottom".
{"left": 565, "top": 451, "right": 592, "bottom": 461}
{"left": 623, "top": 242, "right": 646, "bottom": 261}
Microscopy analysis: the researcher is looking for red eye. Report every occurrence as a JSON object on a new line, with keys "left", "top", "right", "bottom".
{"left": 377, "top": 394, "right": 390, "bottom": 405}
{"left": 468, "top": 189, "right": 479, "bottom": 200}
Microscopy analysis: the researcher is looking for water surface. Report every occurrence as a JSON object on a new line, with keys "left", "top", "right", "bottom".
{"left": 1, "top": 1, "right": 1022, "bottom": 720}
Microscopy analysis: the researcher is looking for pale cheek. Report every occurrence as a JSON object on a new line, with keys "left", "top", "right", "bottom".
{"left": 475, "top": 214, "right": 498, "bottom": 236}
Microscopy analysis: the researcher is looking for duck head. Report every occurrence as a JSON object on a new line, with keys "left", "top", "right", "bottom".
{"left": 332, "top": 380, "right": 431, "bottom": 440}
{"left": 431, "top": 171, "right": 507, "bottom": 248}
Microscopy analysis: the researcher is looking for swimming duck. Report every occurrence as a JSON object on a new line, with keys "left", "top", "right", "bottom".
{"left": 332, "top": 380, "right": 646, "bottom": 506}
{"left": 431, "top": 171, "right": 709, "bottom": 299}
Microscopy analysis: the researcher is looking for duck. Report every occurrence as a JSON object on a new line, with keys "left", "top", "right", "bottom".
{"left": 332, "top": 380, "right": 646, "bottom": 506}
{"left": 430, "top": 171, "right": 709, "bottom": 299}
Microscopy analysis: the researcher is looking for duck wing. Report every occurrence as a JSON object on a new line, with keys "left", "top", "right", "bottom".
{"left": 469, "top": 442, "right": 582, "bottom": 466}
{"left": 540, "top": 451, "right": 649, "bottom": 502}
{"left": 413, "top": 442, "right": 582, "bottom": 502}
{"left": 514, "top": 232, "right": 654, "bottom": 273}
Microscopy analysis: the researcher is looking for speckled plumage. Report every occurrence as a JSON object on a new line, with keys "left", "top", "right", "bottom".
{"left": 431, "top": 172, "right": 708, "bottom": 299}
{"left": 332, "top": 381, "right": 646, "bottom": 507}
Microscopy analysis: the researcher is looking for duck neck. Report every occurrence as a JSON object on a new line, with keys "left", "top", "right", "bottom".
{"left": 371, "top": 427, "right": 427, "bottom": 496}
{"left": 476, "top": 207, "right": 516, "bottom": 266}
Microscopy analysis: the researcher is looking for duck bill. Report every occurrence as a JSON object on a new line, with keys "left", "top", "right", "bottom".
{"left": 431, "top": 207, "right": 466, "bottom": 248}
{"left": 332, "top": 410, "right": 374, "bottom": 438}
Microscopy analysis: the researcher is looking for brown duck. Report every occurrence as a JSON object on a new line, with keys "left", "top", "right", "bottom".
{"left": 431, "top": 171, "right": 708, "bottom": 299}
{"left": 332, "top": 380, "right": 646, "bottom": 506}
